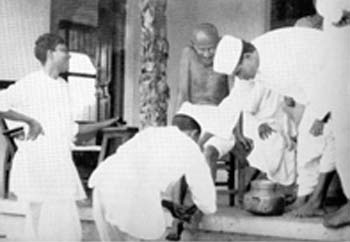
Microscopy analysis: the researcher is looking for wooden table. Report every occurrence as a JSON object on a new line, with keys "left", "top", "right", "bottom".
{"left": 97, "top": 126, "right": 139, "bottom": 164}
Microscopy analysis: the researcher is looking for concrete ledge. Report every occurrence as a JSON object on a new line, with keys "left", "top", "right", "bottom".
{"left": 1, "top": 199, "right": 349, "bottom": 241}
{"left": 201, "top": 206, "right": 350, "bottom": 241}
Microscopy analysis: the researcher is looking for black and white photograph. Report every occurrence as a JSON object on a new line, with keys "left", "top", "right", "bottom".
{"left": 0, "top": 0, "right": 349, "bottom": 241}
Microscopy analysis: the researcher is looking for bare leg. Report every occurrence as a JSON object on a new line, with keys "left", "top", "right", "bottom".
{"left": 323, "top": 200, "right": 350, "bottom": 228}
{"left": 285, "top": 195, "right": 309, "bottom": 213}
{"left": 289, "top": 171, "right": 335, "bottom": 217}
{"left": 203, "top": 145, "right": 219, "bottom": 181}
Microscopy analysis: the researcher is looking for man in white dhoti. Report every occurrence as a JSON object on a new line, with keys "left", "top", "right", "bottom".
{"left": 0, "top": 33, "right": 118, "bottom": 241}
{"left": 315, "top": 0, "right": 350, "bottom": 228}
{"left": 211, "top": 36, "right": 297, "bottom": 186}
{"left": 286, "top": 0, "right": 340, "bottom": 217}
{"left": 274, "top": 0, "right": 350, "bottom": 220}
{"left": 88, "top": 112, "right": 216, "bottom": 241}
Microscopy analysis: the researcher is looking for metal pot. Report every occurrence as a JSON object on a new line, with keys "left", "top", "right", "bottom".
{"left": 243, "top": 179, "right": 285, "bottom": 215}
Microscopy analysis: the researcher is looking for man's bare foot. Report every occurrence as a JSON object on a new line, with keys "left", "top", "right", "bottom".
{"left": 289, "top": 200, "right": 325, "bottom": 217}
{"left": 285, "top": 195, "right": 309, "bottom": 213}
{"left": 323, "top": 201, "right": 350, "bottom": 228}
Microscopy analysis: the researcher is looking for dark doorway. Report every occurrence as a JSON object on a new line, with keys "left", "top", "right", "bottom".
{"left": 270, "top": 0, "right": 316, "bottom": 29}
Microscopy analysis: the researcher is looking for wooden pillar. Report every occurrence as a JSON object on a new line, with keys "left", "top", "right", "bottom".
{"left": 96, "top": 0, "right": 114, "bottom": 121}
{"left": 139, "top": 0, "right": 169, "bottom": 128}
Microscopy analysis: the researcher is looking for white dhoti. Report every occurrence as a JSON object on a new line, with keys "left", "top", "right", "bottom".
{"left": 244, "top": 112, "right": 296, "bottom": 186}
{"left": 296, "top": 108, "right": 336, "bottom": 197}
{"left": 241, "top": 81, "right": 297, "bottom": 186}
{"left": 23, "top": 199, "right": 82, "bottom": 241}
{"left": 334, "top": 130, "right": 350, "bottom": 199}
{"left": 321, "top": 25, "right": 350, "bottom": 199}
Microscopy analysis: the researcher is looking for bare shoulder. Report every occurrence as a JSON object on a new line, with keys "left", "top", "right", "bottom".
{"left": 181, "top": 46, "right": 196, "bottom": 59}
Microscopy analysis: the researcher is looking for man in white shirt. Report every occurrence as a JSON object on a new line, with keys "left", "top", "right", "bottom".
{"left": 0, "top": 33, "right": 118, "bottom": 241}
{"left": 88, "top": 111, "right": 217, "bottom": 241}
{"left": 211, "top": 36, "right": 297, "bottom": 186}
{"left": 315, "top": 0, "right": 350, "bottom": 228}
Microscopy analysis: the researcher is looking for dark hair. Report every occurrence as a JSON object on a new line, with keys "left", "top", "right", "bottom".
{"left": 237, "top": 40, "right": 256, "bottom": 65}
{"left": 34, "top": 33, "right": 65, "bottom": 65}
{"left": 172, "top": 114, "right": 201, "bottom": 134}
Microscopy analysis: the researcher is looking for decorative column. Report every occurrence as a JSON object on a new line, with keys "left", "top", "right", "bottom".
{"left": 96, "top": 0, "right": 114, "bottom": 121}
{"left": 139, "top": 0, "right": 169, "bottom": 128}
{"left": 95, "top": 41, "right": 112, "bottom": 121}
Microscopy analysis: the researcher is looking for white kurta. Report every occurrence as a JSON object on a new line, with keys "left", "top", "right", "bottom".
{"left": 252, "top": 27, "right": 328, "bottom": 109}
{"left": 251, "top": 27, "right": 339, "bottom": 189}
{"left": 203, "top": 77, "right": 296, "bottom": 185}
{"left": 88, "top": 126, "right": 216, "bottom": 240}
{"left": 0, "top": 70, "right": 86, "bottom": 201}
{"left": 240, "top": 79, "right": 296, "bottom": 185}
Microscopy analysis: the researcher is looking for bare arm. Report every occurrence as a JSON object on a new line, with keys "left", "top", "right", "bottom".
{"left": 176, "top": 47, "right": 192, "bottom": 110}
{"left": 198, "top": 132, "right": 214, "bottom": 151}
{"left": 233, "top": 112, "right": 253, "bottom": 151}
{"left": 0, "top": 110, "right": 44, "bottom": 140}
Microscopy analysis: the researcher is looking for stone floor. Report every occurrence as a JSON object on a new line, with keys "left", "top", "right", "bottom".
{"left": 1, "top": 191, "right": 349, "bottom": 241}
{"left": 1, "top": 160, "right": 349, "bottom": 241}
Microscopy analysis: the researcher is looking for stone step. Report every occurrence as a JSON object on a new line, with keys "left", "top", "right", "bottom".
{"left": 0, "top": 199, "right": 349, "bottom": 241}
{"left": 201, "top": 206, "right": 350, "bottom": 241}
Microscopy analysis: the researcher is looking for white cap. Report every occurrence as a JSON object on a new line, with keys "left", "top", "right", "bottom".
{"left": 175, "top": 102, "right": 203, "bottom": 129}
{"left": 316, "top": 0, "right": 345, "bottom": 23}
{"left": 213, "top": 35, "right": 243, "bottom": 75}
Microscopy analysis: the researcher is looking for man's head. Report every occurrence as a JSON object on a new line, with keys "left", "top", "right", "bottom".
{"left": 191, "top": 23, "right": 220, "bottom": 66}
{"left": 213, "top": 35, "right": 259, "bottom": 80}
{"left": 34, "top": 33, "right": 70, "bottom": 73}
{"left": 316, "top": 0, "right": 350, "bottom": 28}
{"left": 172, "top": 114, "right": 201, "bottom": 142}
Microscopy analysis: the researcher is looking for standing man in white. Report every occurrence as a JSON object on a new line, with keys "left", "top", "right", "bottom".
{"left": 0, "top": 33, "right": 118, "bottom": 241}
{"left": 316, "top": 0, "right": 350, "bottom": 228}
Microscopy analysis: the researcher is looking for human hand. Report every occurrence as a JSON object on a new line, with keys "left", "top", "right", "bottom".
{"left": 284, "top": 96, "right": 296, "bottom": 108}
{"left": 27, "top": 119, "right": 44, "bottom": 140}
{"left": 309, "top": 119, "right": 324, "bottom": 137}
{"left": 109, "top": 117, "right": 127, "bottom": 127}
{"left": 258, "top": 123, "right": 276, "bottom": 140}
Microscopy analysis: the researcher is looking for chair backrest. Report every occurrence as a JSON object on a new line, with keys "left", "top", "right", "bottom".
{"left": 0, "top": 119, "right": 16, "bottom": 198}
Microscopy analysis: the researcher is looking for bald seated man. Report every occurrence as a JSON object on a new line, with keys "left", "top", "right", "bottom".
{"left": 176, "top": 23, "right": 234, "bottom": 180}
{"left": 171, "top": 23, "right": 235, "bottom": 241}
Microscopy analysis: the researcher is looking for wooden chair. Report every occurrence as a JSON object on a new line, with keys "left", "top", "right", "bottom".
{"left": 97, "top": 126, "right": 139, "bottom": 164}
{"left": 0, "top": 119, "right": 17, "bottom": 198}
{"left": 215, "top": 143, "right": 249, "bottom": 207}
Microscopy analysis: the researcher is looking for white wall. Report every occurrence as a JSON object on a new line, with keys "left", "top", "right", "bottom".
{"left": 0, "top": 0, "right": 51, "bottom": 80}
